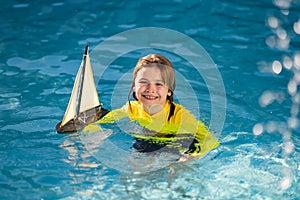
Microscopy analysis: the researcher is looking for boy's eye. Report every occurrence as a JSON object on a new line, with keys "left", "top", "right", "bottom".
{"left": 156, "top": 82, "right": 164, "bottom": 86}
{"left": 139, "top": 81, "right": 148, "bottom": 84}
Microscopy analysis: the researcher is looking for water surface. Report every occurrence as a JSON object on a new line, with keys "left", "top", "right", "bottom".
{"left": 0, "top": 0, "right": 299, "bottom": 199}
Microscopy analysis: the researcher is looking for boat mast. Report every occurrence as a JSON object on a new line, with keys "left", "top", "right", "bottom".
{"left": 76, "top": 45, "right": 89, "bottom": 116}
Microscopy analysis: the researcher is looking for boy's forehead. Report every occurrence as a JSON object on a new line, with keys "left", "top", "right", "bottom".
{"left": 136, "top": 67, "right": 163, "bottom": 80}
{"left": 138, "top": 66, "right": 161, "bottom": 74}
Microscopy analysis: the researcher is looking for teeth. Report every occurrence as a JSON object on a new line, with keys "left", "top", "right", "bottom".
{"left": 144, "top": 95, "right": 157, "bottom": 99}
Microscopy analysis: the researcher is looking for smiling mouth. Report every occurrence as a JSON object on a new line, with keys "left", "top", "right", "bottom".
{"left": 142, "top": 95, "right": 158, "bottom": 100}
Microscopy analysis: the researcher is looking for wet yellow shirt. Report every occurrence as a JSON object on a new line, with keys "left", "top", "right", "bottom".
{"left": 94, "top": 101, "right": 219, "bottom": 157}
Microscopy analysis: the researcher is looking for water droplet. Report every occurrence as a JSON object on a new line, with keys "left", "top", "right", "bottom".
{"left": 273, "top": 0, "right": 291, "bottom": 9}
{"left": 290, "top": 104, "right": 299, "bottom": 116}
{"left": 283, "top": 56, "right": 292, "bottom": 69}
{"left": 266, "top": 36, "right": 276, "bottom": 48}
{"left": 281, "top": 9, "right": 289, "bottom": 16}
{"left": 277, "top": 28, "right": 287, "bottom": 40}
{"left": 277, "top": 37, "right": 290, "bottom": 49}
{"left": 288, "top": 117, "right": 298, "bottom": 129}
{"left": 267, "top": 16, "right": 279, "bottom": 28}
{"left": 272, "top": 60, "right": 282, "bottom": 74}
{"left": 253, "top": 123, "right": 264, "bottom": 135}
{"left": 292, "top": 93, "right": 300, "bottom": 104}
{"left": 294, "top": 53, "right": 300, "bottom": 69}
{"left": 293, "top": 20, "right": 300, "bottom": 34}
{"left": 284, "top": 141, "right": 295, "bottom": 154}
{"left": 288, "top": 80, "right": 297, "bottom": 95}
{"left": 259, "top": 91, "right": 275, "bottom": 107}
{"left": 294, "top": 72, "right": 300, "bottom": 84}
{"left": 265, "top": 121, "right": 277, "bottom": 133}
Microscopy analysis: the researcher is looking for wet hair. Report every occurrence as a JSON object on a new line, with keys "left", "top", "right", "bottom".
{"left": 128, "top": 54, "right": 176, "bottom": 121}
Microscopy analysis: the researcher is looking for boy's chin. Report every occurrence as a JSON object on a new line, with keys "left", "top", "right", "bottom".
{"left": 142, "top": 102, "right": 165, "bottom": 109}
{"left": 141, "top": 102, "right": 156, "bottom": 108}
{"left": 141, "top": 99, "right": 159, "bottom": 105}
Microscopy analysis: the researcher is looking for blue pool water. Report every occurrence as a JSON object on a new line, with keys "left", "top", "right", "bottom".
{"left": 1, "top": 0, "right": 299, "bottom": 199}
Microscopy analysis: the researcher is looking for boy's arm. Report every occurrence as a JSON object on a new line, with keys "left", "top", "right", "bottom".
{"left": 83, "top": 104, "right": 129, "bottom": 133}
{"left": 178, "top": 108, "right": 220, "bottom": 161}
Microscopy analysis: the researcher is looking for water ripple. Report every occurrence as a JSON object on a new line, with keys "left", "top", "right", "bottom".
{"left": 6, "top": 56, "right": 79, "bottom": 76}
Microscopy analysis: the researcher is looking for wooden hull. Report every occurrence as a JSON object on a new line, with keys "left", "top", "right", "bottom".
{"left": 56, "top": 106, "right": 109, "bottom": 133}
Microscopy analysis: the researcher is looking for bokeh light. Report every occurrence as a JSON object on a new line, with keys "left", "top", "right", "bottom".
{"left": 293, "top": 19, "right": 300, "bottom": 34}
{"left": 272, "top": 60, "right": 282, "bottom": 74}
{"left": 258, "top": 0, "right": 299, "bottom": 191}
{"left": 253, "top": 123, "right": 264, "bottom": 136}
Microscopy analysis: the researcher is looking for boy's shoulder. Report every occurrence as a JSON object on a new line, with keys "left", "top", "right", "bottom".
{"left": 173, "top": 102, "right": 186, "bottom": 110}
{"left": 172, "top": 102, "right": 195, "bottom": 116}
{"left": 123, "top": 101, "right": 142, "bottom": 112}
{"left": 126, "top": 101, "right": 140, "bottom": 107}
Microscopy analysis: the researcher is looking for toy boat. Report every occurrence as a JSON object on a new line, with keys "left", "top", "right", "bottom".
{"left": 56, "top": 45, "right": 109, "bottom": 133}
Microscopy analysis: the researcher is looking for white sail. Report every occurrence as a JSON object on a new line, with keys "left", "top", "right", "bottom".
{"left": 79, "top": 53, "right": 100, "bottom": 113}
{"left": 60, "top": 48, "right": 100, "bottom": 127}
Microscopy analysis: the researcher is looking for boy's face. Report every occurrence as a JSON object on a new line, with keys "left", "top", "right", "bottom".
{"left": 134, "top": 66, "right": 171, "bottom": 115}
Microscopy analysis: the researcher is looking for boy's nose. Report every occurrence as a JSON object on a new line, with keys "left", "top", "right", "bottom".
{"left": 146, "top": 83, "right": 156, "bottom": 92}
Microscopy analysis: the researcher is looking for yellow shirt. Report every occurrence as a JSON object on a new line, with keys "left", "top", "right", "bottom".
{"left": 94, "top": 101, "right": 219, "bottom": 157}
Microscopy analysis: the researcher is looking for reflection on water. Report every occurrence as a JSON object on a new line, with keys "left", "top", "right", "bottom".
{"left": 60, "top": 130, "right": 298, "bottom": 199}
{"left": 77, "top": 123, "right": 184, "bottom": 174}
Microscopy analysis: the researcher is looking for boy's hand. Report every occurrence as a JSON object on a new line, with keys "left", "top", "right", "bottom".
{"left": 177, "top": 153, "right": 199, "bottom": 162}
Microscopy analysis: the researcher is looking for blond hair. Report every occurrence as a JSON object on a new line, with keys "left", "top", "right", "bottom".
{"left": 128, "top": 54, "right": 176, "bottom": 120}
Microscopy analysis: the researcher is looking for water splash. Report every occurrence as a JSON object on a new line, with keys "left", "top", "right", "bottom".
{"left": 254, "top": 0, "right": 300, "bottom": 191}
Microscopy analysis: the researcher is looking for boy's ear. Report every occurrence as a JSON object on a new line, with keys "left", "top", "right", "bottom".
{"left": 167, "top": 91, "right": 172, "bottom": 96}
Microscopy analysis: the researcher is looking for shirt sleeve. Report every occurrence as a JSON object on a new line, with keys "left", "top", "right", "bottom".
{"left": 186, "top": 121, "right": 220, "bottom": 157}
{"left": 176, "top": 106, "right": 220, "bottom": 156}
{"left": 95, "top": 103, "right": 129, "bottom": 124}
